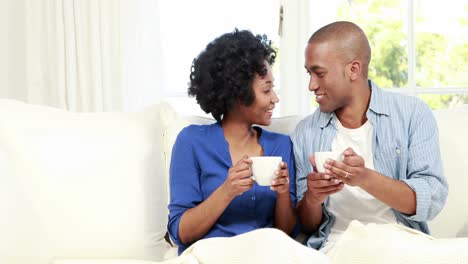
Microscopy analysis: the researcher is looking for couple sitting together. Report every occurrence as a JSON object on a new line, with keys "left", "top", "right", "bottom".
{"left": 167, "top": 21, "right": 453, "bottom": 261}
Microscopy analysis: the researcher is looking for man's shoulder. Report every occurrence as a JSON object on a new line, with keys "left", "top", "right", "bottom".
{"left": 291, "top": 109, "right": 325, "bottom": 144}
{"left": 295, "top": 109, "right": 323, "bottom": 132}
{"left": 374, "top": 87, "right": 430, "bottom": 114}
{"left": 391, "top": 92, "right": 429, "bottom": 113}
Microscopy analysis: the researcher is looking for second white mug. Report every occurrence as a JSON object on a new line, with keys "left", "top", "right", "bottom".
{"left": 314, "top": 151, "right": 343, "bottom": 173}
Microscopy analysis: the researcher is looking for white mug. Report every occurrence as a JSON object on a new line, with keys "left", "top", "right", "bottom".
{"left": 314, "top": 151, "right": 343, "bottom": 173}
{"left": 250, "top": 156, "right": 282, "bottom": 186}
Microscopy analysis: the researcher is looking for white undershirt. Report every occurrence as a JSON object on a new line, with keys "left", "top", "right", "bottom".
{"left": 320, "top": 117, "right": 397, "bottom": 254}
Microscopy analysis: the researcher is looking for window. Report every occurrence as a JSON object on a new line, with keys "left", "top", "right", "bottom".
{"left": 159, "top": 0, "right": 281, "bottom": 116}
{"left": 307, "top": 0, "right": 468, "bottom": 110}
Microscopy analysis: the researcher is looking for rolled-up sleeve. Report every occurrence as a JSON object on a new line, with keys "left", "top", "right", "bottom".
{"left": 167, "top": 127, "right": 202, "bottom": 246}
{"left": 401, "top": 102, "right": 448, "bottom": 221}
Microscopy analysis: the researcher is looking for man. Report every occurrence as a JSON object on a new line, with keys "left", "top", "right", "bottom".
{"left": 291, "top": 21, "right": 448, "bottom": 254}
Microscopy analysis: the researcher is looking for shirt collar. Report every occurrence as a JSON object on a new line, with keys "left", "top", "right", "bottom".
{"left": 367, "top": 79, "right": 390, "bottom": 116}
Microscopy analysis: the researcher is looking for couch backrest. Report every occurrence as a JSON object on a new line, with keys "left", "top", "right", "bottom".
{"left": 428, "top": 109, "right": 468, "bottom": 238}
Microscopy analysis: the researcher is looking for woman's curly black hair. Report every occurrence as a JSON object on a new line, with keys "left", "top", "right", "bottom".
{"left": 188, "top": 29, "right": 276, "bottom": 122}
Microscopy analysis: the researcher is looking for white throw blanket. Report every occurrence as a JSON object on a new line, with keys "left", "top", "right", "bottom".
{"left": 329, "top": 220, "right": 468, "bottom": 264}
{"left": 54, "top": 222, "right": 468, "bottom": 264}
{"left": 179, "top": 228, "right": 330, "bottom": 264}
{"left": 54, "top": 228, "right": 330, "bottom": 264}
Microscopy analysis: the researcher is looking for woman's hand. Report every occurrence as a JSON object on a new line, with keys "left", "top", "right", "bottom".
{"left": 270, "top": 161, "right": 290, "bottom": 194}
{"left": 222, "top": 155, "right": 254, "bottom": 198}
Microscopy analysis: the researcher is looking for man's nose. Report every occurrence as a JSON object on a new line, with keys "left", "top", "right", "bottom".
{"left": 308, "top": 76, "right": 319, "bottom": 92}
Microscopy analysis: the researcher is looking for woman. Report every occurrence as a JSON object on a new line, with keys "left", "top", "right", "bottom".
{"left": 168, "top": 29, "right": 297, "bottom": 254}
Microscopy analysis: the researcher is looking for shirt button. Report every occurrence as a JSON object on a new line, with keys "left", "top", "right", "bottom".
{"left": 396, "top": 149, "right": 401, "bottom": 154}
{"left": 251, "top": 196, "right": 256, "bottom": 201}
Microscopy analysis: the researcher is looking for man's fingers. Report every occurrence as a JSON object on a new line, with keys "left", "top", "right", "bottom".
{"left": 309, "top": 155, "right": 318, "bottom": 172}
{"left": 343, "top": 147, "right": 357, "bottom": 157}
{"left": 307, "top": 172, "right": 332, "bottom": 181}
{"left": 343, "top": 155, "right": 363, "bottom": 167}
{"left": 310, "top": 179, "right": 342, "bottom": 188}
{"left": 326, "top": 165, "right": 348, "bottom": 180}
{"left": 319, "top": 185, "right": 344, "bottom": 196}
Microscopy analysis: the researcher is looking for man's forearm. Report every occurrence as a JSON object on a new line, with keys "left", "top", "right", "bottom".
{"left": 297, "top": 194, "right": 324, "bottom": 233}
{"left": 362, "top": 170, "right": 416, "bottom": 215}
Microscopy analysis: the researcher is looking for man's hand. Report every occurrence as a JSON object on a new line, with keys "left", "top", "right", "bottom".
{"left": 304, "top": 155, "right": 344, "bottom": 205}
{"left": 324, "top": 147, "right": 370, "bottom": 187}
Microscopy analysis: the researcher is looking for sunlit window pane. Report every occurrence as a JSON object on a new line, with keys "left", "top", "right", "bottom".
{"left": 419, "top": 93, "right": 468, "bottom": 110}
{"left": 415, "top": 0, "right": 468, "bottom": 88}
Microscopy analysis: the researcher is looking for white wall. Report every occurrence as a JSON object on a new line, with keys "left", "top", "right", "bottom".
{"left": 0, "top": 0, "right": 27, "bottom": 101}
{"left": 279, "top": 0, "right": 313, "bottom": 116}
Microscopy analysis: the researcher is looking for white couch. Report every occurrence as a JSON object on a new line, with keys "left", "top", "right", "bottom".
{"left": 0, "top": 99, "right": 467, "bottom": 264}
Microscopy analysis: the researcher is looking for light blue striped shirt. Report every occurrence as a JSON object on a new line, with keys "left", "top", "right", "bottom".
{"left": 291, "top": 80, "right": 448, "bottom": 250}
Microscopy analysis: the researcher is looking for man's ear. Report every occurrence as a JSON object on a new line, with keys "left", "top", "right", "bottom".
{"left": 348, "top": 60, "right": 361, "bottom": 81}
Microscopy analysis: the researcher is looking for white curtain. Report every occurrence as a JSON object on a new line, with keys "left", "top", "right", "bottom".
{"left": 120, "top": 0, "right": 163, "bottom": 112}
{"left": 21, "top": 0, "right": 162, "bottom": 112}
{"left": 279, "top": 0, "right": 313, "bottom": 116}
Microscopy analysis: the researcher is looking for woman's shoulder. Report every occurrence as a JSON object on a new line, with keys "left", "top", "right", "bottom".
{"left": 257, "top": 127, "right": 291, "bottom": 144}
{"left": 177, "top": 123, "right": 219, "bottom": 140}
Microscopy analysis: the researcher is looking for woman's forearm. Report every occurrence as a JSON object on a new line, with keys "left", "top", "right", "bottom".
{"left": 178, "top": 184, "right": 233, "bottom": 245}
{"left": 274, "top": 192, "right": 296, "bottom": 235}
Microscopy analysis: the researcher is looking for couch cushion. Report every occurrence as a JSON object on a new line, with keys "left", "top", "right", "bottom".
{"left": 428, "top": 109, "right": 468, "bottom": 238}
{"left": 0, "top": 99, "right": 170, "bottom": 264}
{"left": 458, "top": 221, "right": 468, "bottom": 238}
